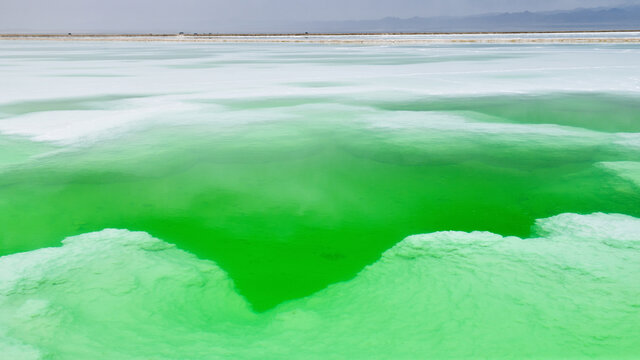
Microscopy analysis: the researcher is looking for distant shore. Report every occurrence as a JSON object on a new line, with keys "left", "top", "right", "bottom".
{"left": 1, "top": 31, "right": 640, "bottom": 44}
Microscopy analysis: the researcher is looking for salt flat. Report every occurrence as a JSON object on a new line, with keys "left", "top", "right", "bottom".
{"left": 0, "top": 38, "right": 639, "bottom": 359}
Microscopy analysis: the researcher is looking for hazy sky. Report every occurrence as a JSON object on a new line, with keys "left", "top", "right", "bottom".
{"left": 1, "top": 0, "right": 638, "bottom": 33}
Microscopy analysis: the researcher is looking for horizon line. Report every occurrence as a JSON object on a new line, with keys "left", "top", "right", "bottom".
{"left": 2, "top": 29, "right": 640, "bottom": 37}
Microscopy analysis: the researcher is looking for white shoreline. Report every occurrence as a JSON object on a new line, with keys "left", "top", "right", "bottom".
{"left": 1, "top": 32, "right": 640, "bottom": 44}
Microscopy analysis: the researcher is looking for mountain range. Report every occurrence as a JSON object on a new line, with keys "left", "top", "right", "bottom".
{"left": 298, "top": 5, "right": 640, "bottom": 33}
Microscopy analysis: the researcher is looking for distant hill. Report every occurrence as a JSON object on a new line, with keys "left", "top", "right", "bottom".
{"left": 302, "top": 6, "right": 640, "bottom": 33}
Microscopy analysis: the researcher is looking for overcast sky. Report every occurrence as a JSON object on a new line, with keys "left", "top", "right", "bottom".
{"left": 1, "top": 0, "right": 638, "bottom": 33}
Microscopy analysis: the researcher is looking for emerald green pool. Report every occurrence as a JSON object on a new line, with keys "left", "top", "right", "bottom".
{"left": 0, "top": 41, "right": 639, "bottom": 359}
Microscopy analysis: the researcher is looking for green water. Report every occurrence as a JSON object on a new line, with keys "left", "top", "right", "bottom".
{"left": 1, "top": 94, "right": 640, "bottom": 312}
{"left": 1, "top": 42, "right": 640, "bottom": 359}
